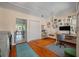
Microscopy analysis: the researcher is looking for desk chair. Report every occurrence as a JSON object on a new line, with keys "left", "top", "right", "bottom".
{"left": 56, "top": 34, "right": 66, "bottom": 48}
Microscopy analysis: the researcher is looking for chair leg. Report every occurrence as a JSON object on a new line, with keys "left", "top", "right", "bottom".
{"left": 64, "top": 44, "right": 67, "bottom": 48}
{"left": 59, "top": 45, "right": 62, "bottom": 48}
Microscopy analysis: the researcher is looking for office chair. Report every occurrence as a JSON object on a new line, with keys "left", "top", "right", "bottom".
{"left": 56, "top": 34, "right": 66, "bottom": 48}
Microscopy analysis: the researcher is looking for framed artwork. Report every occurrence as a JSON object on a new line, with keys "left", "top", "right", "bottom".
{"left": 41, "top": 25, "right": 45, "bottom": 30}
{"left": 47, "top": 22, "right": 51, "bottom": 28}
{"left": 66, "top": 23, "right": 69, "bottom": 26}
{"left": 54, "top": 19, "right": 57, "bottom": 21}
{"left": 60, "top": 23, "right": 62, "bottom": 25}
{"left": 58, "top": 19, "right": 61, "bottom": 22}
{"left": 47, "top": 22, "right": 50, "bottom": 25}
{"left": 68, "top": 16, "right": 71, "bottom": 18}
{"left": 55, "top": 24, "right": 58, "bottom": 28}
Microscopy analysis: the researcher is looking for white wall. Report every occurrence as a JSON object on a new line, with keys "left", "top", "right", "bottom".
{"left": 45, "top": 13, "right": 76, "bottom": 35}
{"left": 0, "top": 7, "right": 46, "bottom": 45}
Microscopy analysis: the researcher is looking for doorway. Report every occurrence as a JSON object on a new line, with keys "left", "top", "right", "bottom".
{"left": 15, "top": 18, "right": 27, "bottom": 44}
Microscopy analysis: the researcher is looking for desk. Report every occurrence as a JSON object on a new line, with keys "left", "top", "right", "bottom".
{"left": 64, "top": 35, "right": 76, "bottom": 44}
{"left": 49, "top": 34, "right": 76, "bottom": 45}
{"left": 61, "top": 38, "right": 76, "bottom": 48}
{"left": 65, "top": 35, "right": 76, "bottom": 40}
{"left": 56, "top": 34, "right": 76, "bottom": 48}
{"left": 64, "top": 39, "right": 76, "bottom": 44}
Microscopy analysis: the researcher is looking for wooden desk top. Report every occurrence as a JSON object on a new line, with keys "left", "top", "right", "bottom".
{"left": 64, "top": 39, "right": 76, "bottom": 44}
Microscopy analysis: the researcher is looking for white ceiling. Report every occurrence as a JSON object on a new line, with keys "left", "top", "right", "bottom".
{"left": 0, "top": 2, "right": 77, "bottom": 19}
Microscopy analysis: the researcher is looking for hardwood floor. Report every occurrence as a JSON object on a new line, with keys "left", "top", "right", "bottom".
{"left": 29, "top": 38, "right": 56, "bottom": 47}
{"left": 28, "top": 38, "right": 58, "bottom": 57}
{"left": 9, "top": 45, "right": 16, "bottom": 57}
{"left": 9, "top": 37, "right": 58, "bottom": 57}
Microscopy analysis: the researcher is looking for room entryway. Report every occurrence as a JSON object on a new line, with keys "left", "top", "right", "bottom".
{"left": 15, "top": 18, "right": 27, "bottom": 44}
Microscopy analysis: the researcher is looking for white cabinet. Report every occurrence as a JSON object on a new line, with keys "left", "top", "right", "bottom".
{"left": 0, "top": 32, "right": 9, "bottom": 57}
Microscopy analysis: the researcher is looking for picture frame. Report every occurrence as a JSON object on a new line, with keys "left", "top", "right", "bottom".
{"left": 47, "top": 22, "right": 51, "bottom": 28}
{"left": 58, "top": 19, "right": 61, "bottom": 22}
{"left": 54, "top": 19, "right": 57, "bottom": 21}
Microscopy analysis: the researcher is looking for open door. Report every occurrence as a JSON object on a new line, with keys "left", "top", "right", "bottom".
{"left": 15, "top": 18, "right": 27, "bottom": 44}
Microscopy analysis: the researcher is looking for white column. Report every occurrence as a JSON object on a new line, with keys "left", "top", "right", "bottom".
{"left": 76, "top": 2, "right": 79, "bottom": 57}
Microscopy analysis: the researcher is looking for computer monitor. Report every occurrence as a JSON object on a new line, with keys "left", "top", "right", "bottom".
{"left": 59, "top": 26, "right": 70, "bottom": 31}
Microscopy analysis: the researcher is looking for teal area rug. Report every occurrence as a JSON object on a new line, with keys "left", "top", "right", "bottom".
{"left": 45, "top": 44, "right": 75, "bottom": 57}
{"left": 16, "top": 43, "right": 39, "bottom": 57}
